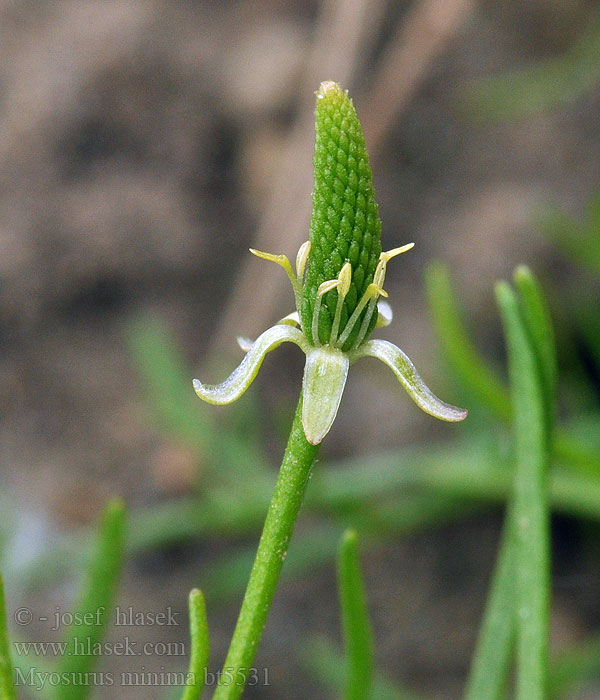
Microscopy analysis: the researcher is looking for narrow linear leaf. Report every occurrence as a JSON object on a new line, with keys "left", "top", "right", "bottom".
{"left": 127, "top": 316, "right": 212, "bottom": 454}
{"left": 538, "top": 203, "right": 600, "bottom": 277}
{"left": 337, "top": 529, "right": 374, "bottom": 700}
{"left": 302, "top": 637, "right": 426, "bottom": 700}
{"left": 424, "top": 262, "right": 511, "bottom": 420}
{"left": 0, "top": 573, "right": 17, "bottom": 700}
{"left": 463, "top": 511, "right": 515, "bottom": 700}
{"left": 126, "top": 315, "right": 267, "bottom": 482}
{"left": 425, "top": 262, "right": 600, "bottom": 476}
{"left": 202, "top": 526, "right": 341, "bottom": 605}
{"left": 54, "top": 498, "right": 127, "bottom": 700}
{"left": 457, "top": 15, "right": 600, "bottom": 123}
{"left": 496, "top": 281, "right": 551, "bottom": 700}
{"left": 180, "top": 589, "right": 210, "bottom": 700}
{"left": 513, "top": 265, "right": 558, "bottom": 433}
{"left": 548, "top": 634, "right": 600, "bottom": 699}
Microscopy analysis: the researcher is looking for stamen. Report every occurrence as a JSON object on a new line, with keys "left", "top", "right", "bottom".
{"left": 373, "top": 258, "right": 386, "bottom": 288}
{"left": 250, "top": 247, "right": 302, "bottom": 313}
{"left": 295, "top": 241, "right": 311, "bottom": 280}
{"left": 374, "top": 242, "right": 415, "bottom": 289}
{"left": 329, "top": 262, "right": 352, "bottom": 345}
{"left": 312, "top": 279, "right": 339, "bottom": 347}
{"left": 353, "top": 296, "right": 379, "bottom": 349}
{"left": 337, "top": 283, "right": 386, "bottom": 348}
{"left": 381, "top": 242, "right": 414, "bottom": 263}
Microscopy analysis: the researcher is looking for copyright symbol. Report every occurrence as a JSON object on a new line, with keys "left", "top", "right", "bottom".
{"left": 14, "top": 608, "right": 32, "bottom": 625}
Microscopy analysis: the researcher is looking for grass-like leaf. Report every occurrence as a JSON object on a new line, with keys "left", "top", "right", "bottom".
{"left": 457, "top": 15, "right": 600, "bottom": 124}
{"left": 513, "top": 265, "right": 558, "bottom": 428}
{"left": 126, "top": 315, "right": 267, "bottom": 484}
{"left": 496, "top": 281, "right": 551, "bottom": 700}
{"left": 303, "top": 637, "right": 426, "bottom": 700}
{"left": 53, "top": 498, "right": 126, "bottom": 700}
{"left": 180, "top": 589, "right": 210, "bottom": 700}
{"left": 127, "top": 316, "right": 213, "bottom": 454}
{"left": 426, "top": 262, "right": 600, "bottom": 476}
{"left": 549, "top": 634, "right": 600, "bottom": 698}
{"left": 463, "top": 512, "right": 515, "bottom": 700}
{"left": 337, "top": 529, "right": 373, "bottom": 700}
{"left": 538, "top": 196, "right": 600, "bottom": 277}
{"left": 424, "top": 262, "right": 511, "bottom": 420}
{"left": 0, "top": 573, "right": 17, "bottom": 700}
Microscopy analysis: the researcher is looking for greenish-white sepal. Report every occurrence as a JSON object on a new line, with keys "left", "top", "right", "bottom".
{"left": 194, "top": 325, "right": 308, "bottom": 405}
{"left": 351, "top": 339, "right": 468, "bottom": 422}
{"left": 375, "top": 300, "right": 393, "bottom": 328}
{"left": 301, "top": 347, "right": 349, "bottom": 444}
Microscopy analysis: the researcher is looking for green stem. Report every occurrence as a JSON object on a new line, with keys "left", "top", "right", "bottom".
{"left": 212, "top": 392, "right": 319, "bottom": 700}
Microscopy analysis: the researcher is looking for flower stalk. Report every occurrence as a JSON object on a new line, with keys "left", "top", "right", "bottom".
{"left": 193, "top": 80, "right": 467, "bottom": 700}
{"left": 212, "top": 393, "right": 318, "bottom": 700}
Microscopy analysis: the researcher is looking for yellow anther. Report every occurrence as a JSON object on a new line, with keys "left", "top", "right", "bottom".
{"left": 296, "top": 241, "right": 311, "bottom": 279}
{"left": 329, "top": 262, "right": 353, "bottom": 345}
{"left": 318, "top": 279, "right": 340, "bottom": 296}
{"left": 373, "top": 242, "right": 414, "bottom": 289}
{"left": 337, "top": 262, "right": 352, "bottom": 298}
{"left": 373, "top": 259, "right": 386, "bottom": 288}
{"left": 249, "top": 248, "right": 295, "bottom": 280}
{"left": 367, "top": 283, "right": 388, "bottom": 299}
{"left": 311, "top": 279, "right": 339, "bottom": 347}
{"left": 380, "top": 242, "right": 414, "bottom": 263}
{"left": 250, "top": 246, "right": 303, "bottom": 315}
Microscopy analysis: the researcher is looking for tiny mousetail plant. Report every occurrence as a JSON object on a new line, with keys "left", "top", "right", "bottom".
{"left": 193, "top": 80, "right": 467, "bottom": 699}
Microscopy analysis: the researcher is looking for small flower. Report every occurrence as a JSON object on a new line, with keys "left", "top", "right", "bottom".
{"left": 193, "top": 81, "right": 467, "bottom": 444}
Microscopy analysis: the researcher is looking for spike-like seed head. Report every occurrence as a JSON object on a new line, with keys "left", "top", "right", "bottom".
{"left": 301, "top": 81, "right": 382, "bottom": 350}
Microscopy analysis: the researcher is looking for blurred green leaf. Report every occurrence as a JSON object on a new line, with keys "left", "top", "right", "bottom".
{"left": 303, "top": 637, "right": 426, "bottom": 700}
{"left": 513, "top": 265, "right": 558, "bottom": 431}
{"left": 180, "top": 589, "right": 210, "bottom": 700}
{"left": 463, "top": 511, "right": 515, "bottom": 700}
{"left": 538, "top": 198, "right": 600, "bottom": 277}
{"left": 53, "top": 499, "right": 127, "bottom": 700}
{"left": 458, "top": 15, "right": 600, "bottom": 123}
{"left": 126, "top": 315, "right": 268, "bottom": 485}
{"left": 127, "top": 316, "right": 213, "bottom": 455}
{"left": 425, "top": 262, "right": 600, "bottom": 476}
{"left": 201, "top": 527, "right": 341, "bottom": 605}
{"left": 496, "top": 281, "right": 550, "bottom": 700}
{"left": 549, "top": 634, "right": 600, "bottom": 699}
{"left": 0, "top": 573, "right": 17, "bottom": 700}
{"left": 424, "top": 262, "right": 511, "bottom": 421}
{"left": 337, "top": 530, "right": 373, "bottom": 700}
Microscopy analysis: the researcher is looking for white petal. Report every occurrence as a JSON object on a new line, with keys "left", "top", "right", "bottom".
{"left": 277, "top": 311, "right": 301, "bottom": 327}
{"left": 375, "top": 299, "right": 393, "bottom": 328}
{"left": 352, "top": 339, "right": 468, "bottom": 422}
{"left": 193, "top": 325, "right": 308, "bottom": 405}
{"left": 237, "top": 310, "right": 299, "bottom": 350}
{"left": 237, "top": 336, "right": 254, "bottom": 352}
{"left": 302, "top": 347, "right": 349, "bottom": 444}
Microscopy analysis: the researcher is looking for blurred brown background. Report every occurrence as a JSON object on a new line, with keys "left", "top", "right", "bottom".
{"left": 1, "top": 1, "right": 599, "bottom": 698}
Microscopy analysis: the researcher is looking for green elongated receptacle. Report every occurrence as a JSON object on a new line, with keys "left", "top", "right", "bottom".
{"left": 301, "top": 81, "right": 382, "bottom": 350}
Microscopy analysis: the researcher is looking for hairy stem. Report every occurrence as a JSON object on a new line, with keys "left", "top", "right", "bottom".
{"left": 212, "top": 392, "right": 319, "bottom": 700}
